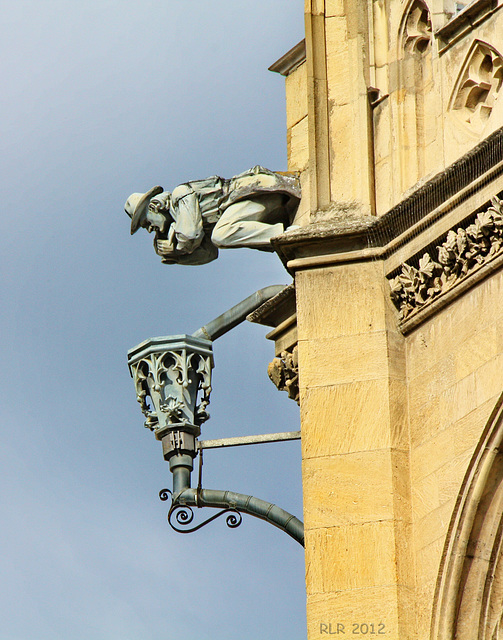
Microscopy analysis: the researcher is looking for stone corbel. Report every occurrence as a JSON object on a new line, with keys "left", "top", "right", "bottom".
{"left": 267, "top": 346, "right": 299, "bottom": 405}
{"left": 246, "top": 284, "right": 299, "bottom": 403}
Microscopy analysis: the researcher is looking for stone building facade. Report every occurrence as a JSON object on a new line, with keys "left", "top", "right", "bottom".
{"left": 254, "top": 1, "right": 503, "bottom": 638}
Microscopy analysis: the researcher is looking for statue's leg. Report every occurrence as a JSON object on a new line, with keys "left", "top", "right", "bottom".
{"left": 211, "top": 194, "right": 286, "bottom": 250}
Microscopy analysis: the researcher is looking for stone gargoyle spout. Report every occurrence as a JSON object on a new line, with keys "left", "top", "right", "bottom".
{"left": 125, "top": 165, "right": 301, "bottom": 265}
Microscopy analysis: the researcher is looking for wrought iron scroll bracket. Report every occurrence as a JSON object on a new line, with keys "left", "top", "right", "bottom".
{"left": 159, "top": 489, "right": 242, "bottom": 534}
{"left": 158, "top": 486, "right": 304, "bottom": 546}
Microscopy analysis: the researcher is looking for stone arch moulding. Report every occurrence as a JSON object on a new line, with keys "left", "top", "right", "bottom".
{"left": 397, "top": 0, "right": 434, "bottom": 191}
{"left": 449, "top": 40, "right": 503, "bottom": 134}
{"left": 431, "top": 392, "right": 503, "bottom": 640}
{"left": 400, "top": 0, "right": 433, "bottom": 56}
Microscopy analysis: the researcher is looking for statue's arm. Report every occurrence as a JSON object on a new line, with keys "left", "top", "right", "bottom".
{"left": 156, "top": 235, "right": 219, "bottom": 265}
{"left": 170, "top": 184, "right": 205, "bottom": 254}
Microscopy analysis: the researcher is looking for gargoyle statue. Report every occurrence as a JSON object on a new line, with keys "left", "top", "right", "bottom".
{"left": 125, "top": 165, "right": 300, "bottom": 265}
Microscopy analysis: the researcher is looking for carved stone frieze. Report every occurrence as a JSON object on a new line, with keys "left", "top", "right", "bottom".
{"left": 267, "top": 346, "right": 299, "bottom": 404}
{"left": 389, "top": 195, "right": 503, "bottom": 320}
{"left": 127, "top": 335, "right": 213, "bottom": 436}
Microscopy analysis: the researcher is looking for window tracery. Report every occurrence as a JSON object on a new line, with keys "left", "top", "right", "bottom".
{"left": 403, "top": 0, "right": 433, "bottom": 54}
{"left": 450, "top": 41, "right": 503, "bottom": 131}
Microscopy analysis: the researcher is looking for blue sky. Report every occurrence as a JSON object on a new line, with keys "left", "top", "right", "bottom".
{"left": 0, "top": 2, "right": 306, "bottom": 639}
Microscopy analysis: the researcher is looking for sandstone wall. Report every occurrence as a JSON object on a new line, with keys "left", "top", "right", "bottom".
{"left": 406, "top": 268, "right": 503, "bottom": 637}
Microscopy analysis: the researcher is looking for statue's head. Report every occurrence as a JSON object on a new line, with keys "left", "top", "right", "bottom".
{"left": 125, "top": 186, "right": 173, "bottom": 235}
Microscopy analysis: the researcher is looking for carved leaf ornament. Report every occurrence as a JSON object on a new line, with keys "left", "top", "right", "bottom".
{"left": 403, "top": 0, "right": 432, "bottom": 55}
{"left": 267, "top": 346, "right": 299, "bottom": 404}
{"left": 390, "top": 196, "right": 503, "bottom": 319}
{"left": 450, "top": 41, "right": 503, "bottom": 131}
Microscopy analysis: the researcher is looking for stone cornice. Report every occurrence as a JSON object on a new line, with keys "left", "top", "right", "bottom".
{"left": 373, "top": 126, "right": 503, "bottom": 248}
{"left": 273, "top": 127, "right": 503, "bottom": 332}
{"left": 268, "top": 40, "right": 306, "bottom": 77}
{"left": 246, "top": 283, "right": 295, "bottom": 326}
{"left": 274, "top": 127, "right": 503, "bottom": 270}
{"left": 436, "top": 0, "right": 500, "bottom": 48}
{"left": 272, "top": 216, "right": 376, "bottom": 273}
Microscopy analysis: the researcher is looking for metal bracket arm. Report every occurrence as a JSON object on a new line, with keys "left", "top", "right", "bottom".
{"left": 160, "top": 486, "right": 305, "bottom": 547}
{"left": 198, "top": 430, "right": 301, "bottom": 450}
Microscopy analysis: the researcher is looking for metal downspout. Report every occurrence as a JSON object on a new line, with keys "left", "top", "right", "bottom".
{"left": 168, "top": 458, "right": 304, "bottom": 546}
{"left": 176, "top": 487, "right": 305, "bottom": 546}
{"left": 192, "top": 285, "right": 286, "bottom": 341}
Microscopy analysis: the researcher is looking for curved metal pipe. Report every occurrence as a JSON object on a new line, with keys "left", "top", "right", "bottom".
{"left": 176, "top": 487, "right": 304, "bottom": 546}
{"left": 192, "top": 285, "right": 286, "bottom": 341}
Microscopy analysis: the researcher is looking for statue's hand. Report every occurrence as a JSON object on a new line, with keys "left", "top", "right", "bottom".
{"left": 155, "top": 225, "right": 177, "bottom": 255}
{"left": 155, "top": 238, "right": 176, "bottom": 255}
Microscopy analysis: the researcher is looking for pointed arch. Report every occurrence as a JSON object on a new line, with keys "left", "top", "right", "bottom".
{"left": 400, "top": 0, "right": 433, "bottom": 56}
{"left": 449, "top": 40, "right": 503, "bottom": 134}
{"left": 431, "top": 392, "right": 503, "bottom": 639}
{"left": 396, "top": 0, "right": 435, "bottom": 192}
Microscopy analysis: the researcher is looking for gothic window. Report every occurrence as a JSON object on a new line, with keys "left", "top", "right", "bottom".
{"left": 403, "top": 0, "right": 432, "bottom": 55}
{"left": 397, "top": 0, "right": 435, "bottom": 191}
{"left": 450, "top": 41, "right": 503, "bottom": 131}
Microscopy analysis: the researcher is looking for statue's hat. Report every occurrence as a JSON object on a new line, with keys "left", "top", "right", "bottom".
{"left": 125, "top": 185, "right": 164, "bottom": 235}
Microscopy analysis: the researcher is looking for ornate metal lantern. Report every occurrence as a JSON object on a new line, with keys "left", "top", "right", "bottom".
{"left": 127, "top": 289, "right": 304, "bottom": 546}
{"left": 128, "top": 335, "right": 213, "bottom": 464}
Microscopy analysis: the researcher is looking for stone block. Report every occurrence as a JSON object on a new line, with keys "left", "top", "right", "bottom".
{"left": 301, "top": 379, "right": 393, "bottom": 457}
{"left": 424, "top": 139, "right": 443, "bottom": 177}
{"left": 292, "top": 169, "right": 311, "bottom": 224}
{"left": 409, "top": 395, "right": 442, "bottom": 450}
{"left": 287, "top": 115, "right": 309, "bottom": 172}
{"left": 411, "top": 424, "right": 456, "bottom": 485}
{"left": 387, "top": 327, "right": 407, "bottom": 382}
{"left": 452, "top": 396, "right": 498, "bottom": 457}
{"left": 436, "top": 448, "right": 473, "bottom": 506}
{"left": 373, "top": 101, "right": 392, "bottom": 165}
{"left": 326, "top": 17, "right": 351, "bottom": 106}
{"left": 414, "top": 497, "right": 456, "bottom": 551}
{"left": 405, "top": 314, "right": 453, "bottom": 382}
{"left": 453, "top": 325, "right": 499, "bottom": 381}
{"left": 475, "top": 353, "right": 503, "bottom": 406}
{"left": 296, "top": 262, "right": 387, "bottom": 339}
{"left": 415, "top": 579, "right": 438, "bottom": 640}
{"left": 389, "top": 379, "right": 409, "bottom": 450}
{"left": 407, "top": 353, "right": 456, "bottom": 415}
{"left": 374, "top": 156, "right": 393, "bottom": 215}
{"left": 298, "top": 332, "right": 392, "bottom": 388}
{"left": 414, "top": 541, "right": 443, "bottom": 638}
{"left": 302, "top": 450, "right": 395, "bottom": 529}
{"left": 306, "top": 588, "right": 400, "bottom": 640}
{"left": 325, "top": 0, "right": 345, "bottom": 17}
{"left": 412, "top": 471, "right": 440, "bottom": 522}
{"left": 328, "top": 102, "right": 362, "bottom": 202}
{"left": 415, "top": 538, "right": 444, "bottom": 592}
{"left": 391, "top": 448, "right": 413, "bottom": 510}
{"left": 286, "top": 63, "right": 308, "bottom": 129}
{"left": 448, "top": 276, "right": 503, "bottom": 346}
{"left": 439, "top": 372, "right": 478, "bottom": 429}
{"left": 392, "top": 519, "right": 415, "bottom": 589}
{"left": 305, "top": 521, "right": 398, "bottom": 595}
